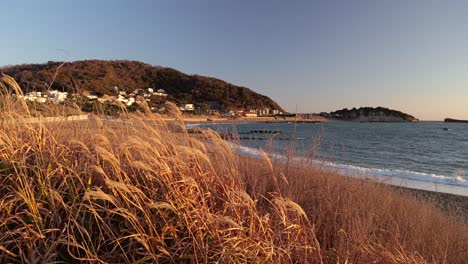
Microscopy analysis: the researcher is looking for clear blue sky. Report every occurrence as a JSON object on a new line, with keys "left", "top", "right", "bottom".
{"left": 1, "top": 0, "right": 468, "bottom": 120}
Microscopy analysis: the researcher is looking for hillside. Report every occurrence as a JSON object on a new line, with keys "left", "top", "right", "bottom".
{"left": 1, "top": 60, "right": 283, "bottom": 112}
{"left": 322, "top": 107, "right": 418, "bottom": 122}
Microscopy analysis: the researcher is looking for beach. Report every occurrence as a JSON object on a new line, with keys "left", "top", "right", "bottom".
{"left": 162, "top": 114, "right": 327, "bottom": 124}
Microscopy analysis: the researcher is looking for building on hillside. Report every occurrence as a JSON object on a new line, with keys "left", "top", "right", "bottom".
{"left": 154, "top": 88, "right": 168, "bottom": 97}
{"left": 23, "top": 91, "right": 43, "bottom": 102}
{"left": 86, "top": 94, "right": 98, "bottom": 100}
{"left": 243, "top": 110, "right": 258, "bottom": 117}
{"left": 126, "top": 97, "right": 135, "bottom": 106}
{"left": 184, "top": 104, "right": 194, "bottom": 111}
{"left": 257, "top": 108, "right": 270, "bottom": 116}
{"left": 35, "top": 97, "right": 47, "bottom": 103}
{"left": 48, "top": 90, "right": 68, "bottom": 103}
{"left": 117, "top": 95, "right": 129, "bottom": 103}
{"left": 97, "top": 95, "right": 113, "bottom": 103}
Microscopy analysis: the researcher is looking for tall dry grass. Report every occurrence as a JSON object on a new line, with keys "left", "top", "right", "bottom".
{"left": 0, "top": 74, "right": 467, "bottom": 263}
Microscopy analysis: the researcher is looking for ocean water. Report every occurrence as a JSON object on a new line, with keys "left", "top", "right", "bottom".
{"left": 191, "top": 121, "right": 468, "bottom": 196}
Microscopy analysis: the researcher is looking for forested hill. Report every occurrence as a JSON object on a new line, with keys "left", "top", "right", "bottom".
{"left": 323, "top": 107, "right": 418, "bottom": 122}
{"left": 1, "top": 60, "right": 283, "bottom": 111}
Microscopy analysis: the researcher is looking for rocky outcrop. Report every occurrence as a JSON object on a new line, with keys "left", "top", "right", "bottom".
{"left": 321, "top": 107, "right": 418, "bottom": 122}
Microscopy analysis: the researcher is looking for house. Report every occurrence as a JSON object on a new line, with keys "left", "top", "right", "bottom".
{"left": 154, "top": 88, "right": 168, "bottom": 97}
{"left": 35, "top": 97, "right": 47, "bottom": 103}
{"left": 48, "top": 90, "right": 68, "bottom": 103}
{"left": 117, "top": 95, "right": 129, "bottom": 103}
{"left": 87, "top": 94, "right": 98, "bottom": 100}
{"left": 257, "top": 108, "right": 270, "bottom": 116}
{"left": 23, "top": 91, "right": 40, "bottom": 102}
{"left": 97, "top": 95, "right": 113, "bottom": 103}
{"left": 184, "top": 104, "right": 194, "bottom": 111}
{"left": 243, "top": 110, "right": 258, "bottom": 118}
{"left": 127, "top": 97, "right": 135, "bottom": 106}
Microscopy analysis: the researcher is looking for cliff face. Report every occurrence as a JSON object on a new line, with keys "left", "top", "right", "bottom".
{"left": 1, "top": 60, "right": 284, "bottom": 112}
{"left": 322, "top": 107, "right": 418, "bottom": 122}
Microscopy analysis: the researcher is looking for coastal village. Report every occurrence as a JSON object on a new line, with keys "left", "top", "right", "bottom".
{"left": 16, "top": 85, "right": 286, "bottom": 118}
{"left": 15, "top": 86, "right": 413, "bottom": 122}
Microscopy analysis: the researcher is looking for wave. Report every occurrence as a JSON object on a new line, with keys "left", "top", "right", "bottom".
{"left": 229, "top": 143, "right": 468, "bottom": 189}
{"left": 322, "top": 161, "right": 468, "bottom": 188}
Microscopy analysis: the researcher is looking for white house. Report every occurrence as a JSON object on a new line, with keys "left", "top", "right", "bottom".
{"left": 22, "top": 91, "right": 48, "bottom": 103}
{"left": 35, "top": 97, "right": 47, "bottom": 103}
{"left": 257, "top": 108, "right": 270, "bottom": 116}
{"left": 87, "top": 95, "right": 98, "bottom": 100}
{"left": 48, "top": 90, "right": 68, "bottom": 102}
{"left": 184, "top": 104, "right": 194, "bottom": 111}
{"left": 154, "top": 88, "right": 168, "bottom": 97}
{"left": 126, "top": 97, "right": 135, "bottom": 106}
{"left": 117, "top": 95, "right": 128, "bottom": 103}
{"left": 243, "top": 110, "right": 258, "bottom": 117}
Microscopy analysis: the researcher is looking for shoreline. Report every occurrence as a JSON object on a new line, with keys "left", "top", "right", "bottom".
{"left": 227, "top": 139, "right": 468, "bottom": 198}
{"left": 162, "top": 115, "right": 327, "bottom": 124}
{"left": 184, "top": 122, "right": 468, "bottom": 213}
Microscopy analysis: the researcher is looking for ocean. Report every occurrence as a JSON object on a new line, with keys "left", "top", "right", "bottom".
{"left": 191, "top": 121, "right": 468, "bottom": 196}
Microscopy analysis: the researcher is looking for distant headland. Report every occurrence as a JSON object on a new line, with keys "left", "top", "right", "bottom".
{"left": 320, "top": 107, "right": 418, "bottom": 122}
{"left": 444, "top": 118, "right": 468, "bottom": 123}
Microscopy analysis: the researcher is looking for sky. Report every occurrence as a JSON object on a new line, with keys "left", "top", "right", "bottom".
{"left": 1, "top": 0, "right": 468, "bottom": 120}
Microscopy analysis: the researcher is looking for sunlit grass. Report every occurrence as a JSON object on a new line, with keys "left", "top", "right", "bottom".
{"left": 0, "top": 74, "right": 467, "bottom": 263}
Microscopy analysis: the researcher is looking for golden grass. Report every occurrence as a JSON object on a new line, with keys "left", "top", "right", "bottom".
{"left": 0, "top": 74, "right": 467, "bottom": 263}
